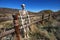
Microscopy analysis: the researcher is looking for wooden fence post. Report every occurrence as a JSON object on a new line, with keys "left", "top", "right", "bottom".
{"left": 12, "top": 14, "right": 20, "bottom": 40}
{"left": 42, "top": 13, "right": 44, "bottom": 25}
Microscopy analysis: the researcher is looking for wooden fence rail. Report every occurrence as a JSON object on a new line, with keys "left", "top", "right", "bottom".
{"left": 0, "top": 13, "right": 51, "bottom": 40}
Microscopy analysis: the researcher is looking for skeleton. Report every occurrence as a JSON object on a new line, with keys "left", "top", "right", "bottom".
{"left": 19, "top": 4, "right": 30, "bottom": 39}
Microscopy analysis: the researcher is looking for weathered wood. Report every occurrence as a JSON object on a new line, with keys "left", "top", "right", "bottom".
{"left": 0, "top": 29, "right": 15, "bottom": 39}
{"left": 12, "top": 14, "right": 20, "bottom": 40}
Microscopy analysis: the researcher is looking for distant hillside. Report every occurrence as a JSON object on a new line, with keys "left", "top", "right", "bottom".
{"left": 0, "top": 8, "right": 19, "bottom": 16}
{"left": 0, "top": 8, "right": 60, "bottom": 22}
{"left": 0, "top": 8, "right": 60, "bottom": 16}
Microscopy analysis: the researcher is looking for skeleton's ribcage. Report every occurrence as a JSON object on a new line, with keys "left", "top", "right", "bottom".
{"left": 21, "top": 16, "right": 30, "bottom": 25}
{"left": 18, "top": 15, "right": 30, "bottom": 29}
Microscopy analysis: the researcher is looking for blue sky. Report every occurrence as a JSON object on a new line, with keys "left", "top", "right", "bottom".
{"left": 0, "top": 0, "right": 60, "bottom": 12}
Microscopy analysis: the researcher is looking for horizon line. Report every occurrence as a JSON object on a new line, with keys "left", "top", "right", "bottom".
{"left": 0, "top": 7, "right": 60, "bottom": 12}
